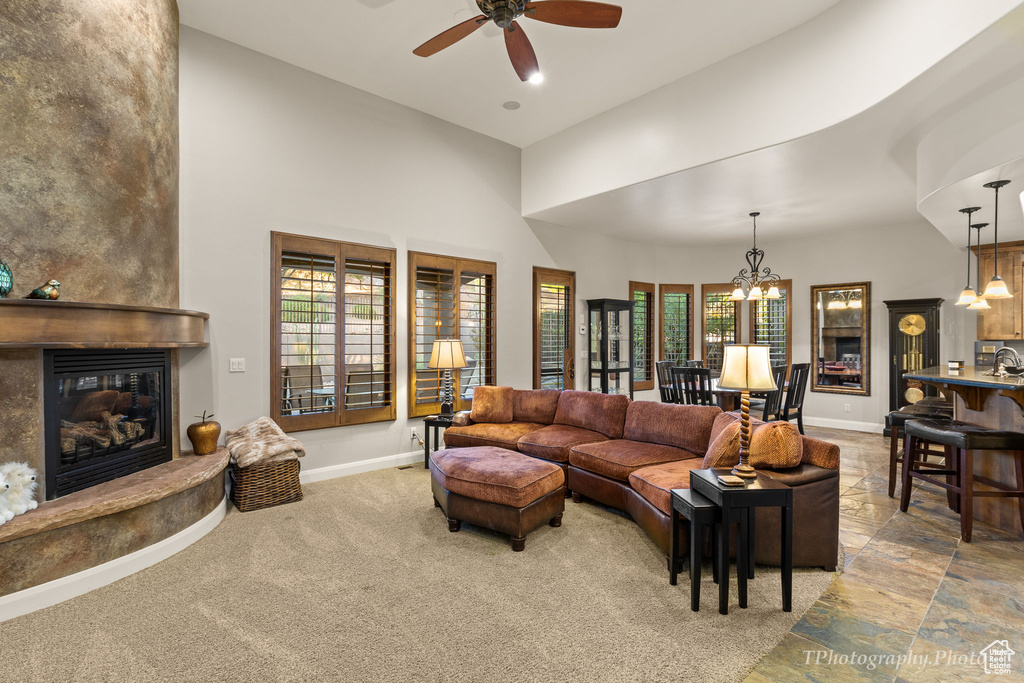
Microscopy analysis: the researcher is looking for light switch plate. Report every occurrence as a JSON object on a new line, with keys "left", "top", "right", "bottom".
{"left": 579, "top": 324, "right": 586, "bottom": 335}
{"left": 229, "top": 358, "right": 246, "bottom": 372}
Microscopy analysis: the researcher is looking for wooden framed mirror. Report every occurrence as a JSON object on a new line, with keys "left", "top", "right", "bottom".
{"left": 811, "top": 282, "right": 870, "bottom": 396}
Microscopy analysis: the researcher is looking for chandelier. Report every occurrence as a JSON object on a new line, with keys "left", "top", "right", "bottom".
{"left": 729, "top": 212, "right": 782, "bottom": 301}
{"left": 826, "top": 290, "right": 862, "bottom": 310}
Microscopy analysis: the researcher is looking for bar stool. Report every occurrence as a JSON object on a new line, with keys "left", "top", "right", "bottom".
{"left": 887, "top": 403, "right": 953, "bottom": 498}
{"left": 901, "top": 419, "right": 1024, "bottom": 542}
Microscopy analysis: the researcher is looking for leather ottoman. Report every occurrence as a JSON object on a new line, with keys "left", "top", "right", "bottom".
{"left": 430, "top": 446, "right": 566, "bottom": 551}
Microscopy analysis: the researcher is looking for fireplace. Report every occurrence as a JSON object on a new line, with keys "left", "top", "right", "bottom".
{"left": 43, "top": 350, "right": 172, "bottom": 500}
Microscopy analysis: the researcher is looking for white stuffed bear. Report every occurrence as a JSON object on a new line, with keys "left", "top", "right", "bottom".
{"left": 0, "top": 471, "right": 11, "bottom": 524}
{"left": 0, "top": 462, "right": 39, "bottom": 522}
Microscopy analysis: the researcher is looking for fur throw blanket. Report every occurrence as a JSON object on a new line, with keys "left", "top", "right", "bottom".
{"left": 225, "top": 417, "right": 305, "bottom": 469}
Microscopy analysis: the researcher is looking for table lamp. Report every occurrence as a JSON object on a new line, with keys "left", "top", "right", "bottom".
{"left": 718, "top": 344, "right": 777, "bottom": 479}
{"left": 428, "top": 339, "right": 468, "bottom": 417}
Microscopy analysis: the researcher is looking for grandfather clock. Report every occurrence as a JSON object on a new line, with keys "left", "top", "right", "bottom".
{"left": 883, "top": 298, "right": 943, "bottom": 434}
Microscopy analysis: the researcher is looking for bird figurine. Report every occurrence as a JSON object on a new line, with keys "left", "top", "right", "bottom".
{"left": 27, "top": 279, "right": 60, "bottom": 300}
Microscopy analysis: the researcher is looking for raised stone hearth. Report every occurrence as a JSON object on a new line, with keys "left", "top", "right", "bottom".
{"left": 0, "top": 449, "right": 228, "bottom": 599}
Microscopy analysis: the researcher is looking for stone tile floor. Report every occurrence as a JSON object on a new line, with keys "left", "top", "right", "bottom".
{"left": 746, "top": 426, "right": 1024, "bottom": 682}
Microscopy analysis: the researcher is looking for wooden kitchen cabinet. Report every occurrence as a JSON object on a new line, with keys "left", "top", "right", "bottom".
{"left": 974, "top": 241, "right": 1024, "bottom": 340}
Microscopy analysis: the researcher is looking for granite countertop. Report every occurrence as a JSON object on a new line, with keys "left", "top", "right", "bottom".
{"left": 0, "top": 448, "right": 229, "bottom": 545}
{"left": 904, "top": 365, "right": 1024, "bottom": 391}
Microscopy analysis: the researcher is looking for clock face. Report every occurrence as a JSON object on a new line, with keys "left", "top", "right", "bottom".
{"left": 898, "top": 314, "right": 926, "bottom": 336}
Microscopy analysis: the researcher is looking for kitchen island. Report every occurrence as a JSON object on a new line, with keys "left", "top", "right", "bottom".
{"left": 904, "top": 365, "right": 1024, "bottom": 534}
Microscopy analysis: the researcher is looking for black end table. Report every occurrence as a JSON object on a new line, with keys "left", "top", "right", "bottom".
{"left": 423, "top": 415, "right": 454, "bottom": 468}
{"left": 670, "top": 488, "right": 721, "bottom": 612}
{"left": 690, "top": 469, "right": 793, "bottom": 615}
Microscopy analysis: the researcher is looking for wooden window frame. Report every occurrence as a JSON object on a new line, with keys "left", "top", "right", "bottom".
{"left": 749, "top": 279, "right": 793, "bottom": 375}
{"left": 659, "top": 284, "right": 694, "bottom": 364}
{"left": 408, "top": 252, "right": 497, "bottom": 418}
{"left": 532, "top": 267, "right": 576, "bottom": 390}
{"left": 271, "top": 231, "right": 396, "bottom": 432}
{"left": 701, "top": 283, "right": 742, "bottom": 371}
{"left": 629, "top": 281, "right": 655, "bottom": 391}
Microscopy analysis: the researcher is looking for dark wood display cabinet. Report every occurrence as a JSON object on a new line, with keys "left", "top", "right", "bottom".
{"left": 587, "top": 298, "right": 635, "bottom": 398}
{"left": 883, "top": 298, "right": 943, "bottom": 435}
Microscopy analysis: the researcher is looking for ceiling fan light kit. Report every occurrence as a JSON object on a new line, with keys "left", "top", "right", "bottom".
{"left": 413, "top": 0, "right": 622, "bottom": 82}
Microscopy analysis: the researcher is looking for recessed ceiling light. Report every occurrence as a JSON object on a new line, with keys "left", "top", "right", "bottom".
{"left": 528, "top": 72, "right": 544, "bottom": 84}
{"left": 502, "top": 101, "right": 521, "bottom": 110}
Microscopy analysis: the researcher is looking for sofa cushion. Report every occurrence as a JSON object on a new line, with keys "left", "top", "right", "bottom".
{"left": 430, "top": 446, "right": 564, "bottom": 507}
{"left": 628, "top": 459, "right": 707, "bottom": 515}
{"left": 513, "top": 389, "right": 561, "bottom": 425}
{"left": 553, "top": 390, "right": 630, "bottom": 438}
{"left": 517, "top": 424, "right": 608, "bottom": 463}
{"left": 569, "top": 440, "right": 699, "bottom": 482}
{"left": 703, "top": 419, "right": 803, "bottom": 469}
{"left": 622, "top": 401, "right": 720, "bottom": 453}
{"left": 443, "top": 422, "right": 544, "bottom": 450}
{"left": 470, "top": 385, "right": 514, "bottom": 424}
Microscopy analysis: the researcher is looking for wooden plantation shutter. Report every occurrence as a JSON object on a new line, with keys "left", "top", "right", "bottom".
{"left": 533, "top": 267, "right": 575, "bottom": 390}
{"left": 630, "top": 281, "right": 655, "bottom": 391}
{"left": 701, "top": 283, "right": 742, "bottom": 373}
{"left": 409, "top": 252, "right": 496, "bottom": 418}
{"left": 272, "top": 232, "right": 396, "bottom": 432}
{"left": 659, "top": 284, "right": 693, "bottom": 364}
{"left": 751, "top": 279, "right": 792, "bottom": 372}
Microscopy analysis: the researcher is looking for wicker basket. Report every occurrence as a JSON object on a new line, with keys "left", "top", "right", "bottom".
{"left": 230, "top": 459, "right": 303, "bottom": 512}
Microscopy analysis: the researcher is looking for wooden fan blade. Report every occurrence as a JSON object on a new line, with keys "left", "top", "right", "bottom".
{"left": 504, "top": 22, "right": 540, "bottom": 82}
{"left": 413, "top": 15, "right": 487, "bottom": 57}
{"left": 524, "top": 1, "right": 622, "bottom": 28}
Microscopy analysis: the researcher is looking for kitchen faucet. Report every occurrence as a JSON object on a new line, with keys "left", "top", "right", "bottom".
{"left": 994, "top": 347, "right": 1021, "bottom": 372}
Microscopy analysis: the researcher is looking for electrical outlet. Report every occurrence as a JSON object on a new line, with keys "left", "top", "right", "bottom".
{"left": 410, "top": 427, "right": 418, "bottom": 440}
{"left": 844, "top": 403, "right": 851, "bottom": 412}
{"left": 229, "top": 358, "right": 246, "bottom": 372}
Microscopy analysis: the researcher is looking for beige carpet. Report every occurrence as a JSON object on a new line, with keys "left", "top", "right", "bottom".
{"left": 0, "top": 466, "right": 837, "bottom": 683}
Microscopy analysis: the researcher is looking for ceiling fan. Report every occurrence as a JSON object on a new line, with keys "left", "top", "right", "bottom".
{"left": 413, "top": 0, "right": 623, "bottom": 82}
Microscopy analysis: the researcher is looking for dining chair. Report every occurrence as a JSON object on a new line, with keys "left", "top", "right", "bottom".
{"left": 655, "top": 360, "right": 677, "bottom": 403}
{"left": 670, "top": 366, "right": 714, "bottom": 406}
{"left": 783, "top": 363, "right": 810, "bottom": 434}
{"left": 288, "top": 364, "right": 324, "bottom": 413}
{"left": 760, "top": 364, "right": 788, "bottom": 422}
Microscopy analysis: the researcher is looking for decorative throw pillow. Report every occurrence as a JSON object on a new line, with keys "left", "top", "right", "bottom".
{"left": 749, "top": 421, "right": 803, "bottom": 469}
{"left": 470, "top": 385, "right": 514, "bottom": 424}
{"left": 702, "top": 422, "right": 741, "bottom": 468}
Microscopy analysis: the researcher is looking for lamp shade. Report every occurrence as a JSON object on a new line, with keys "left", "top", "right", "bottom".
{"left": 718, "top": 344, "right": 777, "bottom": 392}
{"left": 427, "top": 339, "right": 468, "bottom": 369}
{"left": 729, "top": 286, "right": 746, "bottom": 301}
{"left": 982, "top": 275, "right": 1013, "bottom": 300}
{"left": 968, "top": 296, "right": 991, "bottom": 310}
{"left": 955, "top": 286, "right": 978, "bottom": 306}
{"left": 765, "top": 285, "right": 781, "bottom": 299}
{"left": 747, "top": 285, "right": 763, "bottom": 301}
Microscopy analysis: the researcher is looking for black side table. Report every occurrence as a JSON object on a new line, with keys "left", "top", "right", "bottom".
{"left": 690, "top": 469, "right": 793, "bottom": 615}
{"left": 423, "top": 415, "right": 454, "bottom": 468}
{"left": 670, "top": 488, "right": 721, "bottom": 612}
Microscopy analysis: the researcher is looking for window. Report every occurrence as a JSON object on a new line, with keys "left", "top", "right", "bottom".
{"left": 701, "top": 283, "right": 741, "bottom": 373}
{"left": 533, "top": 267, "right": 575, "bottom": 390}
{"left": 409, "top": 252, "right": 496, "bottom": 418}
{"left": 272, "top": 232, "right": 395, "bottom": 432}
{"left": 751, "top": 279, "right": 792, "bottom": 371}
{"left": 659, "top": 284, "right": 693, "bottom": 364}
{"left": 629, "top": 282, "right": 655, "bottom": 391}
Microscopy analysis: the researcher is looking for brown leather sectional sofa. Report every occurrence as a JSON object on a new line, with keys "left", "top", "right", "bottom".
{"left": 445, "top": 388, "right": 840, "bottom": 570}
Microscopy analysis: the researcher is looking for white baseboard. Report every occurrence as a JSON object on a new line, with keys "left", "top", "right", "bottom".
{"left": 0, "top": 497, "right": 227, "bottom": 624}
{"left": 803, "top": 416, "right": 884, "bottom": 434}
{"left": 299, "top": 450, "right": 423, "bottom": 484}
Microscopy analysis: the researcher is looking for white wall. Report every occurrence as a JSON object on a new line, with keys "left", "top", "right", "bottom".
{"left": 179, "top": 28, "right": 976, "bottom": 478}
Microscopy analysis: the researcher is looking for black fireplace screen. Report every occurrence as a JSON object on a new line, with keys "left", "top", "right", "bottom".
{"left": 44, "top": 350, "right": 172, "bottom": 499}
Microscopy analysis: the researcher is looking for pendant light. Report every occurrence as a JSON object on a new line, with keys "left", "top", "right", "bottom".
{"left": 981, "top": 180, "right": 1012, "bottom": 299}
{"left": 729, "top": 212, "right": 782, "bottom": 301}
{"left": 969, "top": 222, "right": 992, "bottom": 310}
{"left": 955, "top": 206, "right": 981, "bottom": 305}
